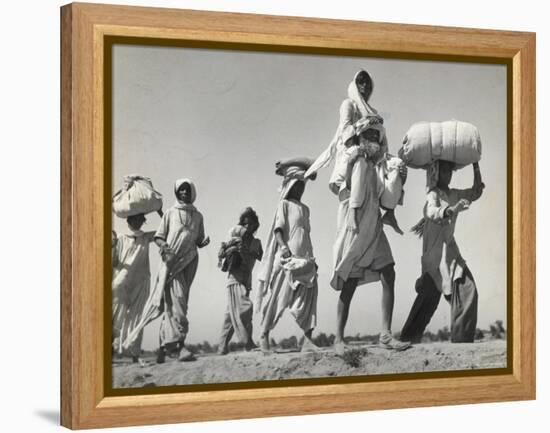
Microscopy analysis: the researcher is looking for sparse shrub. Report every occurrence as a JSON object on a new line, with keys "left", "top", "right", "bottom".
{"left": 437, "top": 326, "right": 450, "bottom": 341}
{"left": 474, "top": 328, "right": 485, "bottom": 340}
{"left": 313, "top": 332, "right": 335, "bottom": 347}
{"left": 279, "top": 335, "right": 298, "bottom": 349}
{"left": 363, "top": 334, "right": 379, "bottom": 344}
{"left": 342, "top": 348, "right": 367, "bottom": 368}
{"left": 228, "top": 341, "right": 247, "bottom": 352}
{"left": 201, "top": 341, "right": 213, "bottom": 353}
{"left": 422, "top": 331, "right": 437, "bottom": 343}
{"left": 185, "top": 344, "right": 198, "bottom": 354}
{"left": 489, "top": 320, "right": 506, "bottom": 339}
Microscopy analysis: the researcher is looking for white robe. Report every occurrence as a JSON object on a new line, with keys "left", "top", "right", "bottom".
{"left": 112, "top": 230, "right": 155, "bottom": 356}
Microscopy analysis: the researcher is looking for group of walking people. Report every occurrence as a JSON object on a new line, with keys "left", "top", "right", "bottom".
{"left": 112, "top": 69, "right": 485, "bottom": 365}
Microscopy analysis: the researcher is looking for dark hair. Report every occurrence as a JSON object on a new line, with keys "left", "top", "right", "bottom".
{"left": 439, "top": 160, "right": 456, "bottom": 171}
{"left": 126, "top": 213, "right": 145, "bottom": 228}
{"left": 360, "top": 128, "right": 381, "bottom": 143}
{"left": 238, "top": 207, "right": 260, "bottom": 233}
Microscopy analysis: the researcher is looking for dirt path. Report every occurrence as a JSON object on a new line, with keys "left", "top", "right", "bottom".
{"left": 112, "top": 340, "right": 506, "bottom": 389}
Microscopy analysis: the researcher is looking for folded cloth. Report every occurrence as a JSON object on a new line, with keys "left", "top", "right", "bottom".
{"left": 218, "top": 237, "right": 243, "bottom": 272}
{"left": 276, "top": 157, "right": 315, "bottom": 173}
{"left": 280, "top": 256, "right": 317, "bottom": 290}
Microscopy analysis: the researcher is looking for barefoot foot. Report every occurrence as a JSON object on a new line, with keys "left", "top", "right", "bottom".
{"left": 382, "top": 210, "right": 404, "bottom": 235}
{"left": 301, "top": 338, "right": 321, "bottom": 353}
{"left": 178, "top": 346, "right": 196, "bottom": 362}
{"left": 333, "top": 341, "right": 346, "bottom": 356}
{"left": 245, "top": 341, "right": 259, "bottom": 352}
{"left": 379, "top": 333, "right": 411, "bottom": 352}
{"left": 260, "top": 335, "right": 271, "bottom": 355}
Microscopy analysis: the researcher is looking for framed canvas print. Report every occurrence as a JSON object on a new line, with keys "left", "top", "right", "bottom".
{"left": 60, "top": 2, "right": 536, "bottom": 429}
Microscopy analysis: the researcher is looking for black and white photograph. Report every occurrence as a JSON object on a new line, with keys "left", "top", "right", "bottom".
{"left": 3, "top": 0, "right": 547, "bottom": 431}
{"left": 110, "top": 43, "right": 507, "bottom": 389}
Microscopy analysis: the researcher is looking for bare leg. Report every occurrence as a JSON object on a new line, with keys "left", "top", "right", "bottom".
{"left": 379, "top": 264, "right": 410, "bottom": 351}
{"left": 381, "top": 209, "right": 404, "bottom": 235}
{"left": 260, "top": 331, "right": 271, "bottom": 354}
{"left": 335, "top": 278, "right": 358, "bottom": 354}
{"left": 156, "top": 333, "right": 166, "bottom": 364}
{"left": 218, "top": 309, "right": 234, "bottom": 355}
{"left": 380, "top": 264, "right": 395, "bottom": 333}
{"left": 177, "top": 340, "right": 196, "bottom": 362}
{"left": 301, "top": 328, "right": 321, "bottom": 352}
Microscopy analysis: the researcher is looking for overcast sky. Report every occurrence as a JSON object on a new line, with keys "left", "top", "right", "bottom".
{"left": 112, "top": 44, "right": 507, "bottom": 350}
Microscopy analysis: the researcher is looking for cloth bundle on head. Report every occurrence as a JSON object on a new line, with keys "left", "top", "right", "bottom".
{"left": 304, "top": 69, "right": 383, "bottom": 179}
{"left": 112, "top": 175, "right": 163, "bottom": 218}
{"left": 398, "top": 120, "right": 482, "bottom": 170}
{"left": 275, "top": 157, "right": 314, "bottom": 199}
{"left": 255, "top": 158, "right": 315, "bottom": 312}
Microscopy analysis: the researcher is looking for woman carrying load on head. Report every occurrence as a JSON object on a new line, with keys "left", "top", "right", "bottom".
{"left": 111, "top": 175, "right": 164, "bottom": 365}
{"left": 305, "top": 69, "right": 410, "bottom": 355}
{"left": 256, "top": 159, "right": 320, "bottom": 354}
{"left": 111, "top": 213, "right": 157, "bottom": 366}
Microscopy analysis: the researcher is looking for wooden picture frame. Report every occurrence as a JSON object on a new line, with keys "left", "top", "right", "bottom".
{"left": 60, "top": 2, "right": 535, "bottom": 429}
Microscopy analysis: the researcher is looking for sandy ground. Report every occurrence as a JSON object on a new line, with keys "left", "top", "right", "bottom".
{"left": 112, "top": 339, "right": 507, "bottom": 389}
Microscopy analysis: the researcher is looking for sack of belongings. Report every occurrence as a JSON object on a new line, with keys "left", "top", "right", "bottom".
{"left": 398, "top": 120, "right": 482, "bottom": 169}
{"left": 112, "top": 175, "right": 163, "bottom": 218}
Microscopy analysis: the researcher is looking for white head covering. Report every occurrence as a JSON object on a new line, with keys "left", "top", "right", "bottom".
{"left": 174, "top": 178, "right": 197, "bottom": 208}
{"left": 276, "top": 164, "right": 308, "bottom": 199}
{"left": 347, "top": 69, "right": 378, "bottom": 117}
{"left": 304, "top": 69, "right": 383, "bottom": 179}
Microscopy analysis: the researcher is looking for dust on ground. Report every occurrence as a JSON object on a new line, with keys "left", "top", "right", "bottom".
{"left": 112, "top": 339, "right": 507, "bottom": 389}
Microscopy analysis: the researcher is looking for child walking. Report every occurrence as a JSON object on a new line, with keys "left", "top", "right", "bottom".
{"left": 217, "top": 208, "right": 263, "bottom": 355}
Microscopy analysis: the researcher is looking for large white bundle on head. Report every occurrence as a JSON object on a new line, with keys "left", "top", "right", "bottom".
{"left": 398, "top": 120, "right": 482, "bottom": 169}
{"left": 112, "top": 175, "right": 163, "bottom": 218}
